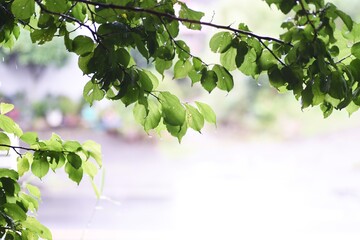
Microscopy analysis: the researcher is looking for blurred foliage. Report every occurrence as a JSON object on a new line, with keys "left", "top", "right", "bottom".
{"left": 0, "top": 30, "right": 68, "bottom": 68}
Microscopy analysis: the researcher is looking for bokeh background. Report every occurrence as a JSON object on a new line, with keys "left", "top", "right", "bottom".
{"left": 1, "top": 0, "right": 360, "bottom": 239}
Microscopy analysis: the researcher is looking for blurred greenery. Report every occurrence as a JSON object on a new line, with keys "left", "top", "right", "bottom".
{"left": 0, "top": 30, "right": 68, "bottom": 68}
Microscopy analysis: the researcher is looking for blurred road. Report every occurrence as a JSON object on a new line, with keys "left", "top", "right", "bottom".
{"left": 33, "top": 128, "right": 360, "bottom": 240}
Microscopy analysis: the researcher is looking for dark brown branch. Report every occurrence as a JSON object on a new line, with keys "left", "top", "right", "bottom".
{"left": 72, "top": 0, "right": 290, "bottom": 46}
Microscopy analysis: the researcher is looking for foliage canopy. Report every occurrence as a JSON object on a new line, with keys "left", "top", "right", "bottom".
{"left": 0, "top": 0, "right": 360, "bottom": 238}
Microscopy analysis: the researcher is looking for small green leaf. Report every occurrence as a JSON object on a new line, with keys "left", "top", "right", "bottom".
{"left": 235, "top": 41, "right": 249, "bottom": 68}
{"left": 0, "top": 132, "right": 10, "bottom": 151}
{"left": 63, "top": 141, "right": 82, "bottom": 152}
{"left": 17, "top": 157, "right": 30, "bottom": 177}
{"left": 195, "top": 101, "right": 216, "bottom": 125}
{"left": 220, "top": 47, "right": 237, "bottom": 71}
{"left": 26, "top": 184, "right": 41, "bottom": 199}
{"left": 185, "top": 104, "right": 204, "bottom": 132}
{"left": 0, "top": 103, "right": 14, "bottom": 115}
{"left": 335, "top": 10, "right": 353, "bottom": 31}
{"left": 67, "top": 153, "right": 82, "bottom": 169}
{"left": 268, "top": 66, "right": 286, "bottom": 89}
{"left": 65, "top": 162, "right": 83, "bottom": 185}
{"left": 2, "top": 203, "right": 26, "bottom": 221}
{"left": 159, "top": 92, "right": 186, "bottom": 126}
{"left": 22, "top": 217, "right": 52, "bottom": 240}
{"left": 209, "top": 32, "right": 232, "bottom": 53}
{"left": 72, "top": 35, "right": 95, "bottom": 56}
{"left": 320, "top": 102, "right": 333, "bottom": 118}
{"left": 0, "top": 169, "right": 18, "bottom": 181}
{"left": 166, "top": 122, "right": 188, "bottom": 143}
{"left": 0, "top": 115, "right": 23, "bottom": 137}
{"left": 155, "top": 59, "right": 172, "bottom": 76}
{"left": 11, "top": 0, "right": 35, "bottom": 20}
{"left": 212, "top": 64, "right": 234, "bottom": 92}
{"left": 83, "top": 80, "right": 105, "bottom": 106}
{"left": 83, "top": 161, "right": 98, "bottom": 179}
{"left": 82, "top": 140, "right": 102, "bottom": 167}
{"left": 301, "top": 84, "right": 314, "bottom": 109}
{"left": 174, "top": 59, "right": 192, "bottom": 79}
{"left": 351, "top": 42, "right": 360, "bottom": 59}
{"left": 179, "top": 3, "right": 205, "bottom": 30}
{"left": 201, "top": 70, "right": 218, "bottom": 93}
{"left": 20, "top": 193, "right": 39, "bottom": 212}
{"left": 31, "top": 159, "right": 49, "bottom": 179}
{"left": 20, "top": 132, "right": 38, "bottom": 145}
{"left": 45, "top": 0, "right": 69, "bottom": 12}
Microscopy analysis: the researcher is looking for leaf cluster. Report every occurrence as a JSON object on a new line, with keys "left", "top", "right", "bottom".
{"left": 0, "top": 103, "right": 102, "bottom": 238}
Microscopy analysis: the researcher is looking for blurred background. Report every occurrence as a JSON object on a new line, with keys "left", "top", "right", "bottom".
{"left": 2, "top": 0, "right": 360, "bottom": 239}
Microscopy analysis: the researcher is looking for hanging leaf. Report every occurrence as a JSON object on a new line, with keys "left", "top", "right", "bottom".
{"left": 195, "top": 101, "right": 217, "bottom": 125}
{"left": 159, "top": 92, "right": 186, "bottom": 126}
{"left": 212, "top": 64, "right": 234, "bottom": 92}
{"left": 185, "top": 104, "right": 204, "bottom": 132}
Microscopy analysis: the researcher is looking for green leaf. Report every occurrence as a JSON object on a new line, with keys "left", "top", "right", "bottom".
{"left": 83, "top": 161, "right": 98, "bottom": 179}
{"left": 11, "top": 0, "right": 35, "bottom": 20}
{"left": 195, "top": 101, "right": 217, "bottom": 125}
{"left": 174, "top": 59, "right": 192, "bottom": 79}
{"left": 17, "top": 157, "right": 30, "bottom": 177}
{"left": 72, "top": 36, "right": 95, "bottom": 56}
{"left": 175, "top": 40, "right": 190, "bottom": 60}
{"left": 188, "top": 70, "right": 202, "bottom": 85}
{"left": 65, "top": 162, "right": 83, "bottom": 185}
{"left": 133, "top": 101, "right": 161, "bottom": 132}
{"left": 220, "top": 47, "right": 237, "bottom": 71}
{"left": 179, "top": 3, "right": 205, "bottom": 30}
{"left": 22, "top": 217, "right": 52, "bottom": 240}
{"left": 26, "top": 184, "right": 41, "bottom": 199}
{"left": 209, "top": 32, "right": 232, "bottom": 53}
{"left": 121, "top": 83, "right": 140, "bottom": 107}
{"left": 45, "top": 0, "right": 69, "bottom": 12}
{"left": 0, "top": 133, "right": 10, "bottom": 151}
{"left": 301, "top": 84, "right": 314, "bottom": 109}
{"left": 20, "top": 193, "right": 39, "bottom": 212}
{"left": 31, "top": 159, "right": 49, "bottom": 179}
{"left": 351, "top": 42, "right": 360, "bottom": 59}
{"left": 72, "top": 3, "right": 87, "bottom": 22}
{"left": 67, "top": 153, "right": 82, "bottom": 169}
{"left": 346, "top": 101, "right": 360, "bottom": 116}
{"left": 335, "top": 10, "right": 353, "bottom": 31}
{"left": 0, "top": 169, "right": 18, "bottom": 181}
{"left": 2, "top": 203, "right": 26, "bottom": 221}
{"left": 0, "top": 115, "right": 23, "bottom": 137}
{"left": 82, "top": 140, "right": 102, "bottom": 167}
{"left": 63, "top": 141, "right": 82, "bottom": 152}
{"left": 155, "top": 59, "right": 172, "bottom": 76}
{"left": 239, "top": 49, "right": 258, "bottom": 77}
{"left": 235, "top": 41, "right": 249, "bottom": 68}
{"left": 212, "top": 64, "right": 234, "bottom": 92}
{"left": 83, "top": 80, "right": 105, "bottom": 106}
{"left": 201, "top": 70, "right": 218, "bottom": 93}
{"left": 144, "top": 70, "right": 159, "bottom": 90}
{"left": 268, "top": 66, "right": 286, "bottom": 89}
{"left": 185, "top": 104, "right": 204, "bottom": 132}
{"left": 0, "top": 103, "right": 14, "bottom": 115}
{"left": 320, "top": 102, "right": 333, "bottom": 118}
{"left": 159, "top": 92, "right": 186, "bottom": 126}
{"left": 20, "top": 132, "right": 38, "bottom": 145}
{"left": 166, "top": 122, "right": 188, "bottom": 143}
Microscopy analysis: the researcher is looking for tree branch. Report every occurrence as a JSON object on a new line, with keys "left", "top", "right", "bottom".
{"left": 72, "top": 0, "right": 290, "bottom": 46}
